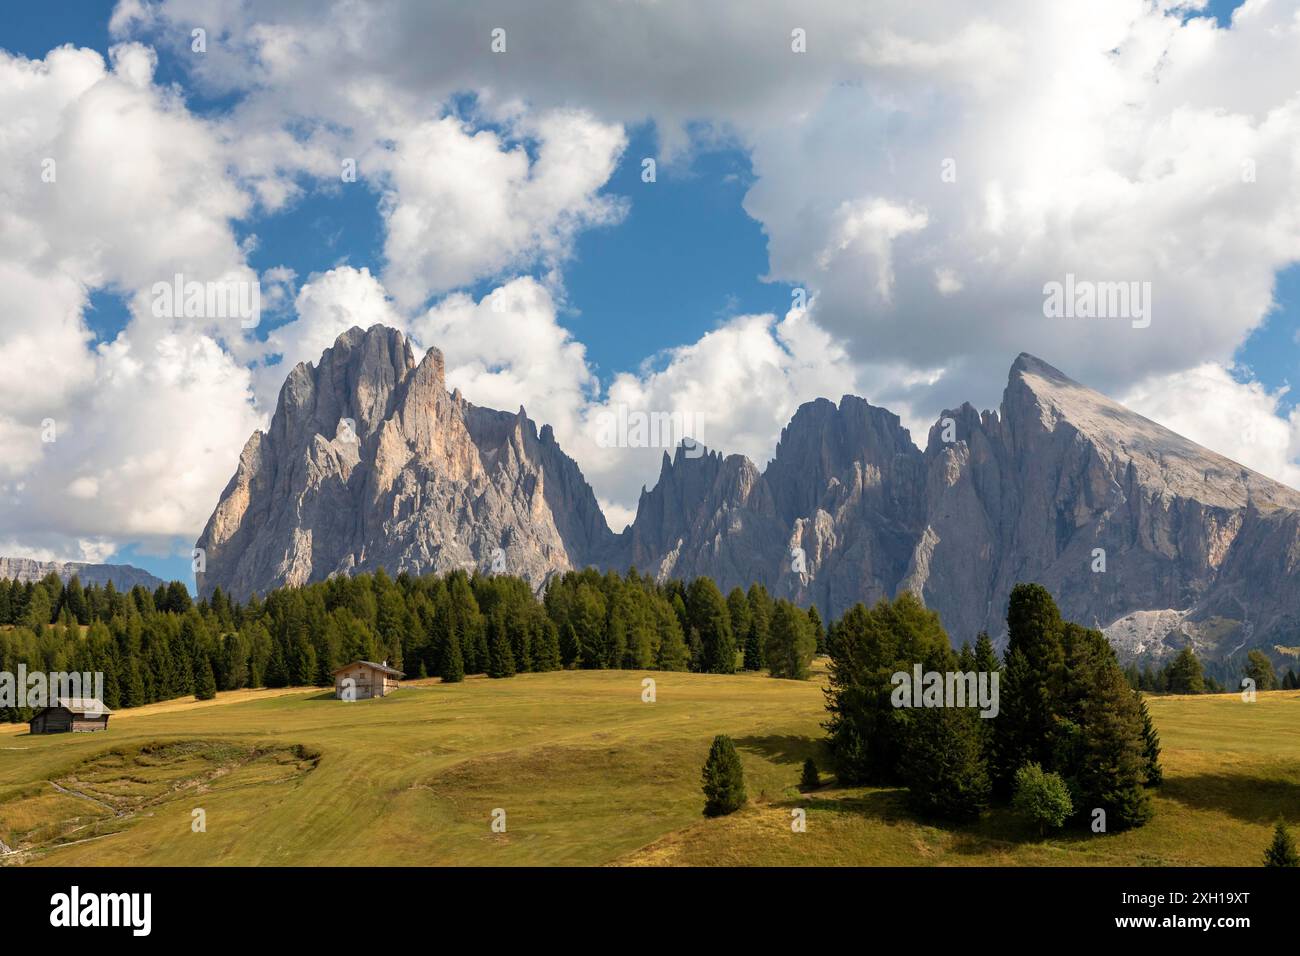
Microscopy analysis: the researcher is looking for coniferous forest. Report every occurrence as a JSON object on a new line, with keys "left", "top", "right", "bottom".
{"left": 0, "top": 568, "right": 826, "bottom": 722}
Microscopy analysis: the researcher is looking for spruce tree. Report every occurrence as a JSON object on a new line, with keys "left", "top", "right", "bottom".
{"left": 899, "top": 705, "right": 991, "bottom": 821}
{"left": 807, "top": 605, "right": 826, "bottom": 656}
{"left": 701, "top": 734, "right": 746, "bottom": 816}
{"left": 765, "top": 601, "right": 816, "bottom": 679}
{"left": 534, "top": 619, "right": 562, "bottom": 671}
{"left": 1264, "top": 821, "right": 1299, "bottom": 866}
{"left": 1137, "top": 693, "right": 1163, "bottom": 786}
{"left": 991, "top": 584, "right": 1066, "bottom": 795}
{"left": 195, "top": 656, "right": 217, "bottom": 701}
{"left": 440, "top": 629, "right": 464, "bottom": 682}
{"left": 487, "top": 618, "right": 516, "bottom": 678}
{"left": 1245, "top": 650, "right": 1277, "bottom": 691}
{"left": 687, "top": 578, "right": 735, "bottom": 674}
{"left": 726, "top": 588, "right": 750, "bottom": 655}
{"left": 744, "top": 584, "right": 772, "bottom": 670}
{"left": 973, "top": 632, "right": 999, "bottom": 672}
{"left": 1165, "top": 646, "right": 1205, "bottom": 694}
{"left": 1075, "top": 643, "right": 1153, "bottom": 830}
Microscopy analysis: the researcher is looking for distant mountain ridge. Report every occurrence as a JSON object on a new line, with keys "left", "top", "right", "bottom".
{"left": 0, "top": 557, "right": 165, "bottom": 591}
{"left": 195, "top": 326, "right": 1300, "bottom": 665}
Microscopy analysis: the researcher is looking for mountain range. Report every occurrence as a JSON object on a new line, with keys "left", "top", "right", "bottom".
{"left": 195, "top": 325, "right": 1300, "bottom": 665}
{"left": 0, "top": 557, "right": 165, "bottom": 591}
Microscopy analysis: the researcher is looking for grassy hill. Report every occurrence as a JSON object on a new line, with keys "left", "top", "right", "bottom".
{"left": 0, "top": 668, "right": 1296, "bottom": 866}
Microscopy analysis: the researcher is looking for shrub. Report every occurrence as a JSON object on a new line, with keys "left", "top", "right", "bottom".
{"left": 800, "top": 756, "right": 820, "bottom": 791}
{"left": 1012, "top": 762, "right": 1073, "bottom": 834}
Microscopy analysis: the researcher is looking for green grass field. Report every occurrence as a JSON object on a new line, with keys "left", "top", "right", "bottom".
{"left": 0, "top": 669, "right": 1296, "bottom": 866}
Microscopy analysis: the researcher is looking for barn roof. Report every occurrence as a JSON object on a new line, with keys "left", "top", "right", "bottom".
{"left": 331, "top": 660, "right": 406, "bottom": 678}
{"left": 31, "top": 697, "right": 112, "bottom": 717}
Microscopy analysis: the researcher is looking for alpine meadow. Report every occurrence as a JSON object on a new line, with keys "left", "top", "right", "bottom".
{"left": 2, "top": 0, "right": 1299, "bottom": 940}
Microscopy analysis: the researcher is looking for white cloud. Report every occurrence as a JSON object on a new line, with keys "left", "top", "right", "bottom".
{"left": 0, "top": 43, "right": 260, "bottom": 562}
{"left": 8, "top": 0, "right": 1300, "bottom": 572}
{"left": 1122, "top": 363, "right": 1300, "bottom": 489}
{"left": 378, "top": 110, "right": 627, "bottom": 309}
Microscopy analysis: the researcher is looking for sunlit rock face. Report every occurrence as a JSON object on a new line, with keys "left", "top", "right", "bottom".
{"left": 199, "top": 328, "right": 1300, "bottom": 664}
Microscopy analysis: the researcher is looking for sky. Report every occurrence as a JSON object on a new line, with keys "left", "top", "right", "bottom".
{"left": 0, "top": 0, "right": 1297, "bottom": 589}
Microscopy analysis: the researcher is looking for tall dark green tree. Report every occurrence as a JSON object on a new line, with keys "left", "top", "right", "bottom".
{"left": 1165, "top": 646, "right": 1205, "bottom": 694}
{"left": 1245, "top": 650, "right": 1277, "bottom": 691}
{"left": 439, "top": 628, "right": 465, "bottom": 683}
{"left": 1137, "top": 693, "right": 1163, "bottom": 786}
{"left": 686, "top": 578, "right": 735, "bottom": 674}
{"left": 898, "top": 705, "right": 991, "bottom": 821}
{"left": 765, "top": 600, "right": 816, "bottom": 680}
{"left": 701, "top": 734, "right": 746, "bottom": 817}
{"left": 807, "top": 605, "right": 826, "bottom": 656}
{"left": 1264, "top": 821, "right": 1299, "bottom": 866}
{"left": 194, "top": 656, "right": 217, "bottom": 701}
{"left": 486, "top": 611, "right": 516, "bottom": 679}
{"left": 991, "top": 584, "right": 1066, "bottom": 795}
{"left": 824, "top": 593, "right": 955, "bottom": 784}
{"left": 744, "top": 584, "right": 773, "bottom": 670}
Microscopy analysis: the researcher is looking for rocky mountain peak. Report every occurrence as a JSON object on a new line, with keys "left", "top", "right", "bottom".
{"left": 197, "top": 330, "right": 1300, "bottom": 664}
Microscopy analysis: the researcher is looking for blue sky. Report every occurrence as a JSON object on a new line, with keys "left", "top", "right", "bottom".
{"left": 3, "top": 0, "right": 1296, "bottom": 591}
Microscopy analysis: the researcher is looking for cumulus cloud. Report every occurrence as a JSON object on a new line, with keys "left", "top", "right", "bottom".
{"left": 1122, "top": 363, "right": 1300, "bottom": 489}
{"left": 7, "top": 0, "right": 1300, "bottom": 574}
{"left": 378, "top": 110, "right": 627, "bottom": 309}
{"left": 0, "top": 42, "right": 259, "bottom": 560}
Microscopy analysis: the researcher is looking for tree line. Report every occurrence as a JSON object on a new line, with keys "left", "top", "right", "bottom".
{"left": 1122, "top": 645, "right": 1299, "bottom": 694}
{"left": 0, "top": 567, "right": 826, "bottom": 722}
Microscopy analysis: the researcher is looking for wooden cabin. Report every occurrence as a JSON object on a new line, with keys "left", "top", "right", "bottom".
{"left": 29, "top": 697, "right": 111, "bottom": 734}
{"left": 333, "top": 660, "right": 405, "bottom": 700}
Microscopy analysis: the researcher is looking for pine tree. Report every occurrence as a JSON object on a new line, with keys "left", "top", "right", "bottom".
{"left": 1244, "top": 650, "right": 1277, "bottom": 691}
{"left": 800, "top": 756, "right": 820, "bottom": 791}
{"left": 195, "top": 656, "right": 217, "bottom": 701}
{"left": 726, "top": 587, "right": 750, "bottom": 655}
{"left": 825, "top": 594, "right": 955, "bottom": 785}
{"left": 687, "top": 578, "right": 735, "bottom": 674}
{"left": 1137, "top": 693, "right": 1163, "bottom": 786}
{"left": 1264, "top": 821, "right": 1299, "bottom": 866}
{"left": 533, "top": 619, "right": 562, "bottom": 671}
{"left": 1165, "top": 646, "right": 1205, "bottom": 694}
{"left": 439, "top": 628, "right": 464, "bottom": 683}
{"left": 701, "top": 734, "right": 746, "bottom": 816}
{"left": 487, "top": 617, "right": 516, "bottom": 679}
{"left": 807, "top": 605, "right": 826, "bottom": 655}
{"left": 1075, "top": 642, "right": 1153, "bottom": 830}
{"left": 899, "top": 705, "right": 991, "bottom": 821}
{"left": 765, "top": 601, "right": 816, "bottom": 679}
{"left": 991, "top": 584, "right": 1066, "bottom": 795}
{"left": 744, "top": 584, "right": 772, "bottom": 670}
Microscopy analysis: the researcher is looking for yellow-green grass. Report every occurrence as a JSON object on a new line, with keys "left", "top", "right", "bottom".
{"left": 0, "top": 671, "right": 1295, "bottom": 866}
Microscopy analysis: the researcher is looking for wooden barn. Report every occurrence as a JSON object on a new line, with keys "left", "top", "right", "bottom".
{"left": 29, "top": 697, "right": 111, "bottom": 734}
{"left": 333, "top": 660, "right": 405, "bottom": 700}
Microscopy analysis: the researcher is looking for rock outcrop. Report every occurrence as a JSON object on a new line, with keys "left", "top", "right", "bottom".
{"left": 197, "top": 328, "right": 1300, "bottom": 663}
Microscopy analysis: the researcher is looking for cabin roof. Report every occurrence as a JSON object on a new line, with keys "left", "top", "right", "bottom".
{"left": 30, "top": 697, "right": 111, "bottom": 718}
{"left": 331, "top": 660, "right": 405, "bottom": 678}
